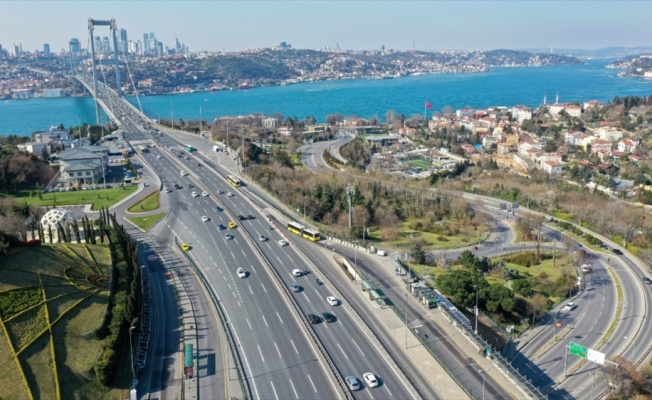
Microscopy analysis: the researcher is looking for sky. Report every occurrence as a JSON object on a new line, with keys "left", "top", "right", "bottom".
{"left": 2, "top": 1, "right": 652, "bottom": 54}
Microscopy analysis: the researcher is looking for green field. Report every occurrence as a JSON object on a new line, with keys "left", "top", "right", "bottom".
{"left": 370, "top": 220, "right": 486, "bottom": 251}
{"left": 404, "top": 157, "right": 432, "bottom": 169}
{"left": 127, "top": 190, "right": 160, "bottom": 212}
{"left": 5, "top": 186, "right": 138, "bottom": 210}
{"left": 0, "top": 244, "right": 125, "bottom": 399}
{"left": 126, "top": 211, "right": 166, "bottom": 231}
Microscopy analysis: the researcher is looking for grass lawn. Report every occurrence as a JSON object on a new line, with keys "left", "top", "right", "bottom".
{"left": 127, "top": 190, "right": 160, "bottom": 212}
{"left": 0, "top": 244, "right": 116, "bottom": 400}
{"left": 372, "top": 220, "right": 486, "bottom": 251}
{"left": 5, "top": 185, "right": 138, "bottom": 210}
{"left": 126, "top": 211, "right": 166, "bottom": 231}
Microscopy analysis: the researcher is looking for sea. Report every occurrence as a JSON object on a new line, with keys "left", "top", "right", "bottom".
{"left": 3, "top": 59, "right": 652, "bottom": 136}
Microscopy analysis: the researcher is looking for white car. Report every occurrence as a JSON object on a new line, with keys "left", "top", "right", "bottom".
{"left": 191, "top": 191, "right": 199, "bottom": 197}
{"left": 156, "top": 155, "right": 162, "bottom": 159}
{"left": 363, "top": 372, "right": 379, "bottom": 388}
{"left": 258, "top": 235, "right": 268, "bottom": 242}
{"left": 202, "top": 191, "right": 209, "bottom": 196}
{"left": 237, "top": 268, "right": 246, "bottom": 278}
{"left": 201, "top": 216, "right": 209, "bottom": 222}
{"left": 292, "top": 269, "right": 303, "bottom": 277}
{"left": 562, "top": 302, "right": 577, "bottom": 312}
{"left": 326, "top": 296, "right": 339, "bottom": 306}
{"left": 180, "top": 171, "right": 188, "bottom": 176}
{"left": 278, "top": 239, "right": 288, "bottom": 246}
{"left": 226, "top": 192, "right": 234, "bottom": 197}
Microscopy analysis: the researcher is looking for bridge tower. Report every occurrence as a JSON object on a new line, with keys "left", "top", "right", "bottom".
{"left": 88, "top": 18, "right": 123, "bottom": 125}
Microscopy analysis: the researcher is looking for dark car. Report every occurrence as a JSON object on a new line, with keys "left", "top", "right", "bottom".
{"left": 612, "top": 248, "right": 624, "bottom": 255}
{"left": 237, "top": 215, "right": 246, "bottom": 221}
{"left": 644, "top": 277, "right": 652, "bottom": 284}
{"left": 307, "top": 314, "right": 322, "bottom": 324}
{"left": 322, "top": 312, "right": 336, "bottom": 323}
{"left": 247, "top": 214, "right": 255, "bottom": 220}
{"left": 218, "top": 224, "right": 226, "bottom": 230}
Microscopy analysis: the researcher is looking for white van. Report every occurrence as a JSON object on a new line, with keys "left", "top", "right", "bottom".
{"left": 377, "top": 250, "right": 388, "bottom": 256}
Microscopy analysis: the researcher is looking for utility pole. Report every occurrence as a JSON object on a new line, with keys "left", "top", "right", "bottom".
{"left": 474, "top": 284, "right": 479, "bottom": 334}
{"left": 346, "top": 184, "right": 354, "bottom": 229}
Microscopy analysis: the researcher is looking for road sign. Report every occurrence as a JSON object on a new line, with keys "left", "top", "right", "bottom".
{"left": 587, "top": 348, "right": 606, "bottom": 365}
{"left": 569, "top": 342, "right": 587, "bottom": 358}
{"left": 147, "top": 255, "right": 157, "bottom": 261}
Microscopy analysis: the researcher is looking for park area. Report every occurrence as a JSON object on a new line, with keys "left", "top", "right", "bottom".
{"left": 10, "top": 185, "right": 138, "bottom": 211}
{"left": 0, "top": 243, "right": 125, "bottom": 399}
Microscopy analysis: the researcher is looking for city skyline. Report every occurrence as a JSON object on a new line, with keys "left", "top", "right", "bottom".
{"left": 2, "top": 1, "right": 652, "bottom": 54}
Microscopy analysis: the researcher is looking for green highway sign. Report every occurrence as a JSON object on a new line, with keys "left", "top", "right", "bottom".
{"left": 569, "top": 342, "right": 587, "bottom": 358}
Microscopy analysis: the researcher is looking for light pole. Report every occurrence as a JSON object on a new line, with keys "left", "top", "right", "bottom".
{"left": 479, "top": 369, "right": 488, "bottom": 400}
{"left": 129, "top": 325, "right": 136, "bottom": 387}
{"left": 474, "top": 284, "right": 479, "bottom": 334}
{"left": 404, "top": 293, "right": 408, "bottom": 349}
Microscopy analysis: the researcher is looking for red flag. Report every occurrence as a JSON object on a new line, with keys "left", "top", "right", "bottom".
{"left": 425, "top": 101, "right": 432, "bottom": 109}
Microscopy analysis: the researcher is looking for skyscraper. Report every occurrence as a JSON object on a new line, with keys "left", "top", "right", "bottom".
{"left": 101, "top": 36, "right": 110, "bottom": 53}
{"left": 143, "top": 33, "right": 150, "bottom": 52}
{"left": 43, "top": 44, "right": 50, "bottom": 54}
{"left": 13, "top": 44, "right": 21, "bottom": 57}
{"left": 119, "top": 28, "right": 128, "bottom": 53}
{"left": 69, "top": 38, "right": 81, "bottom": 54}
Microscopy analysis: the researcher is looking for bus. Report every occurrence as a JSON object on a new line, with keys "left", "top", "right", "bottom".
{"left": 184, "top": 144, "right": 197, "bottom": 152}
{"left": 226, "top": 175, "right": 241, "bottom": 188}
{"left": 137, "top": 144, "right": 148, "bottom": 153}
{"left": 287, "top": 221, "right": 321, "bottom": 242}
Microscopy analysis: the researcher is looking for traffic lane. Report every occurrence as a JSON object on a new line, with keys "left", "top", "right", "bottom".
{"left": 182, "top": 218, "right": 341, "bottom": 400}
{"left": 340, "top": 247, "right": 508, "bottom": 399}
{"left": 294, "top": 278, "right": 416, "bottom": 400}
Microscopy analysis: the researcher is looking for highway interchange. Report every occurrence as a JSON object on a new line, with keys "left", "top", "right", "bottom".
{"left": 79, "top": 78, "right": 652, "bottom": 399}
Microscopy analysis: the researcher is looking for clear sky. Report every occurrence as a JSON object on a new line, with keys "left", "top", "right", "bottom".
{"left": 2, "top": 1, "right": 652, "bottom": 54}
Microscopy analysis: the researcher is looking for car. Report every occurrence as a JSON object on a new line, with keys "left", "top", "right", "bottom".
{"left": 156, "top": 155, "right": 162, "bottom": 159}
{"left": 191, "top": 191, "right": 199, "bottom": 197}
{"left": 644, "top": 277, "right": 652, "bottom": 284}
{"left": 226, "top": 192, "right": 234, "bottom": 197}
{"left": 201, "top": 216, "right": 209, "bottom": 222}
{"left": 612, "top": 248, "right": 624, "bottom": 255}
{"left": 278, "top": 239, "right": 288, "bottom": 246}
{"left": 185, "top": 157, "right": 190, "bottom": 160}
{"left": 225, "top": 234, "right": 234, "bottom": 240}
{"left": 292, "top": 269, "right": 303, "bottom": 277}
{"left": 322, "top": 312, "right": 336, "bottom": 323}
{"left": 246, "top": 214, "right": 255, "bottom": 220}
{"left": 237, "top": 215, "right": 246, "bottom": 221}
{"left": 188, "top": 184, "right": 194, "bottom": 188}
{"left": 307, "top": 314, "right": 322, "bottom": 324}
{"left": 218, "top": 224, "right": 226, "bottom": 230}
{"left": 181, "top": 243, "right": 190, "bottom": 251}
{"left": 165, "top": 188, "right": 173, "bottom": 193}
{"left": 290, "top": 283, "right": 301, "bottom": 292}
{"left": 217, "top": 189, "right": 224, "bottom": 194}
{"left": 259, "top": 235, "right": 268, "bottom": 242}
{"left": 326, "top": 296, "right": 339, "bottom": 306}
{"left": 202, "top": 191, "right": 209, "bottom": 197}
{"left": 228, "top": 221, "right": 237, "bottom": 229}
{"left": 363, "top": 372, "right": 379, "bottom": 388}
{"left": 562, "top": 302, "right": 577, "bottom": 312}
{"left": 180, "top": 171, "right": 188, "bottom": 176}
{"left": 216, "top": 206, "right": 223, "bottom": 212}
{"left": 345, "top": 376, "right": 360, "bottom": 391}
{"left": 237, "top": 268, "right": 246, "bottom": 278}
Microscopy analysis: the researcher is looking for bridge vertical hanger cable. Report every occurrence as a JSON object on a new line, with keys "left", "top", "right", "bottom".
{"left": 117, "top": 36, "right": 144, "bottom": 115}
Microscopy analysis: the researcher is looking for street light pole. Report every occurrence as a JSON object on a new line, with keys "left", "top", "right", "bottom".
{"left": 404, "top": 293, "right": 408, "bottom": 349}
{"left": 474, "top": 284, "right": 479, "bottom": 334}
{"left": 480, "top": 369, "right": 488, "bottom": 400}
{"left": 591, "top": 372, "right": 595, "bottom": 399}
{"left": 129, "top": 325, "right": 136, "bottom": 386}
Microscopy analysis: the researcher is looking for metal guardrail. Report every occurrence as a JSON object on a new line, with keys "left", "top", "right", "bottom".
{"left": 175, "top": 237, "right": 251, "bottom": 400}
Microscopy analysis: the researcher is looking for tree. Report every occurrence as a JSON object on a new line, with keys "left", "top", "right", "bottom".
{"left": 482, "top": 284, "right": 515, "bottom": 313}
{"left": 410, "top": 241, "right": 426, "bottom": 265}
{"left": 436, "top": 269, "right": 484, "bottom": 308}
{"left": 527, "top": 293, "right": 549, "bottom": 323}
{"left": 512, "top": 279, "right": 533, "bottom": 296}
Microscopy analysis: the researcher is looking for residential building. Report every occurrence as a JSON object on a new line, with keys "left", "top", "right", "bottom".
{"left": 617, "top": 139, "right": 637, "bottom": 153}
{"left": 18, "top": 142, "right": 48, "bottom": 156}
{"left": 542, "top": 160, "right": 563, "bottom": 175}
{"left": 59, "top": 146, "right": 108, "bottom": 187}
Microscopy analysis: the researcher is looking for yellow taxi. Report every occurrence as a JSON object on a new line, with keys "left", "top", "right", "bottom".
{"left": 181, "top": 243, "right": 190, "bottom": 251}
{"left": 228, "top": 221, "right": 237, "bottom": 229}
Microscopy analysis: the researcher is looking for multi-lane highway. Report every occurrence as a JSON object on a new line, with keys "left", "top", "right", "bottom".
{"left": 138, "top": 143, "right": 419, "bottom": 399}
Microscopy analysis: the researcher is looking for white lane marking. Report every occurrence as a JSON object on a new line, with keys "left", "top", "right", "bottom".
{"left": 230, "top": 251, "right": 235, "bottom": 259}
{"left": 270, "top": 381, "right": 279, "bottom": 400}
{"left": 251, "top": 264, "right": 257, "bottom": 273}
{"left": 304, "top": 294, "right": 311, "bottom": 303}
{"left": 352, "top": 338, "right": 365, "bottom": 356}
{"left": 307, "top": 374, "right": 317, "bottom": 393}
{"left": 261, "top": 283, "right": 267, "bottom": 293}
{"left": 222, "top": 275, "right": 227, "bottom": 281}
{"left": 248, "top": 285, "right": 254, "bottom": 295}
{"left": 209, "top": 256, "right": 213, "bottom": 261}
{"left": 257, "top": 345, "right": 265, "bottom": 363}
{"left": 384, "top": 384, "right": 393, "bottom": 397}
{"left": 262, "top": 314, "right": 269, "bottom": 327}
{"left": 290, "top": 339, "right": 299, "bottom": 354}
{"left": 232, "top": 292, "right": 236, "bottom": 298}
{"left": 289, "top": 378, "right": 299, "bottom": 399}
{"left": 337, "top": 343, "right": 349, "bottom": 359}
{"left": 274, "top": 342, "right": 282, "bottom": 359}
{"left": 246, "top": 318, "right": 252, "bottom": 330}
{"left": 366, "top": 387, "right": 376, "bottom": 399}
{"left": 277, "top": 312, "right": 284, "bottom": 324}
{"left": 227, "top": 283, "right": 232, "bottom": 290}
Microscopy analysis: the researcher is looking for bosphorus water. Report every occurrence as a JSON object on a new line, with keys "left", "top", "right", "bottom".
{"left": 2, "top": 59, "right": 652, "bottom": 136}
